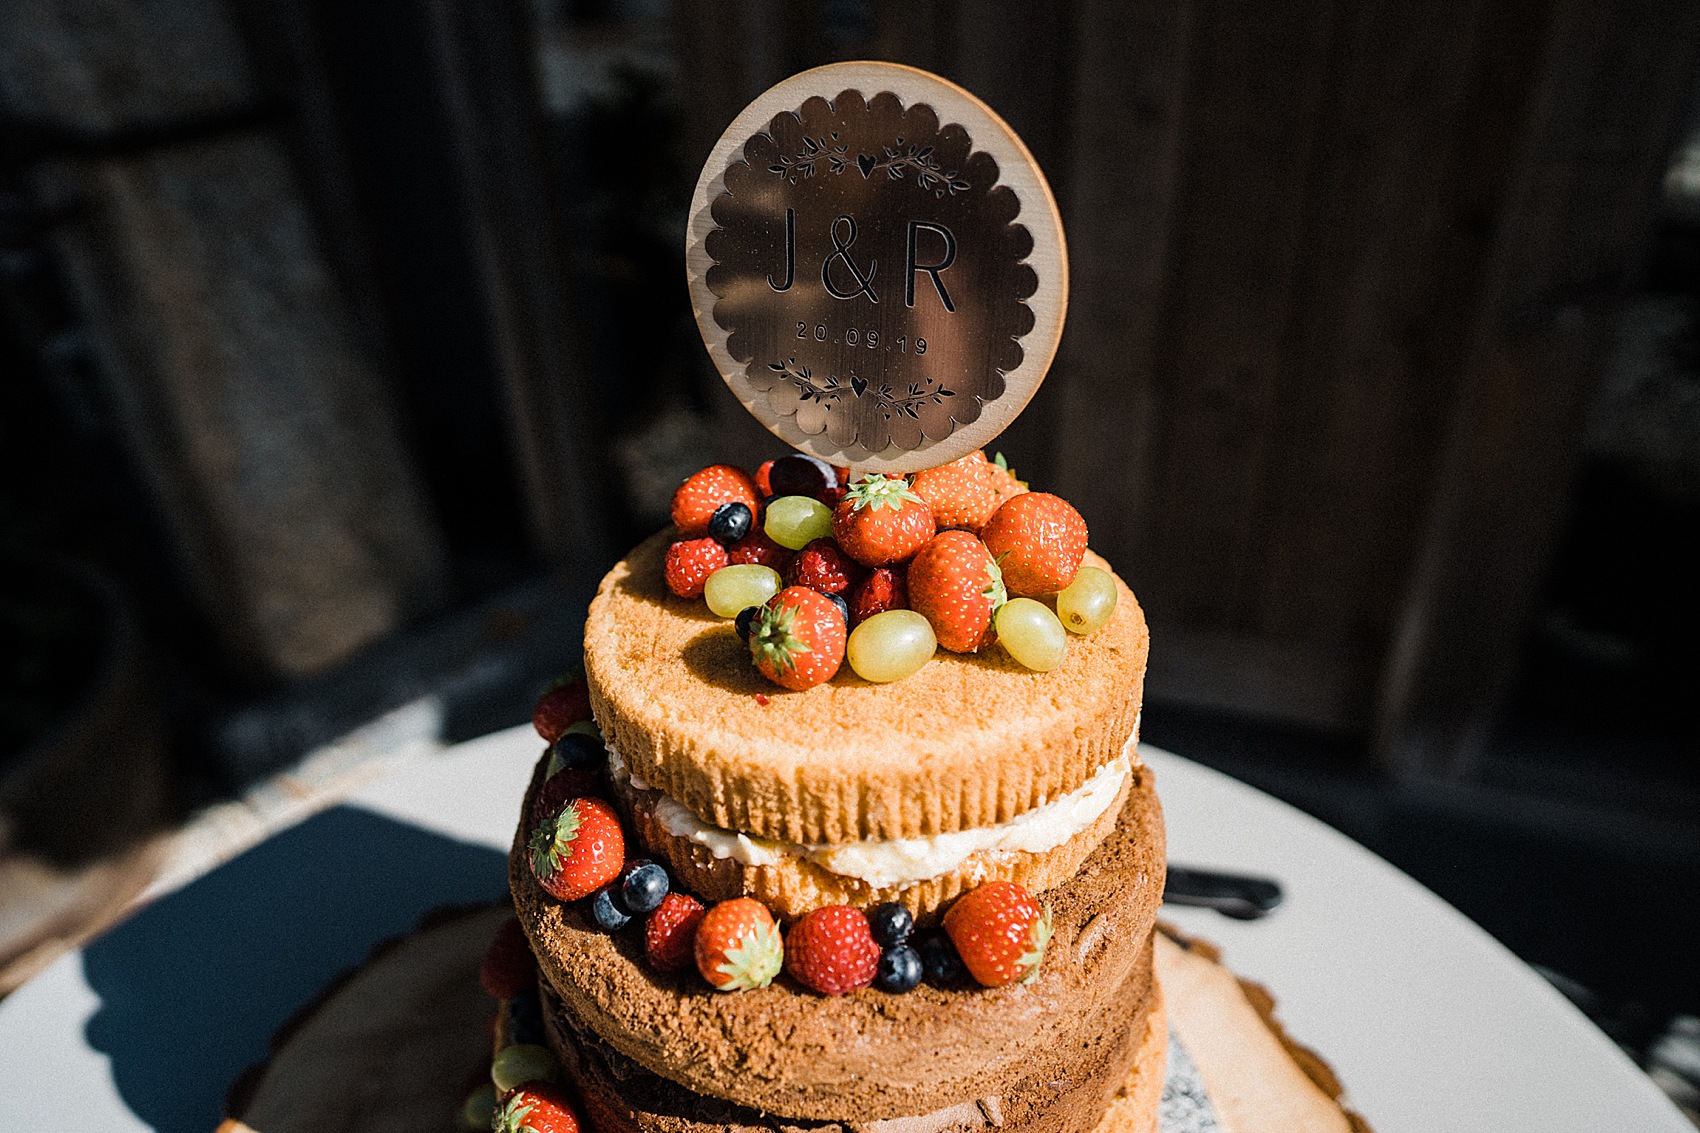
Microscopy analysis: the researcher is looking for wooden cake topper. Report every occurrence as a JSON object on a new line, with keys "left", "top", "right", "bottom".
{"left": 687, "top": 62, "right": 1068, "bottom": 473}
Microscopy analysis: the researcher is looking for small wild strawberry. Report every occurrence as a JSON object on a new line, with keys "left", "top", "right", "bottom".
{"left": 665, "top": 537, "right": 729, "bottom": 599}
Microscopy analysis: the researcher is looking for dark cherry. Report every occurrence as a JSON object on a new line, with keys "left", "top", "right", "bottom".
{"left": 768, "top": 453, "right": 837, "bottom": 500}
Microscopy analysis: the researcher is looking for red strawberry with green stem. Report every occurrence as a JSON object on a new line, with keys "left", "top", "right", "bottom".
{"left": 671, "top": 465, "right": 758, "bottom": 538}
{"left": 831, "top": 474, "right": 936, "bottom": 567}
{"left": 906, "top": 531, "right": 1006, "bottom": 653}
{"left": 979, "top": 492, "right": 1088, "bottom": 596}
{"left": 529, "top": 796, "right": 624, "bottom": 901}
{"left": 942, "top": 880, "right": 1053, "bottom": 988}
{"left": 695, "top": 897, "right": 784, "bottom": 991}
{"left": 749, "top": 586, "right": 846, "bottom": 690}
{"left": 785, "top": 905, "right": 881, "bottom": 995}
{"left": 494, "top": 1081, "right": 582, "bottom": 1133}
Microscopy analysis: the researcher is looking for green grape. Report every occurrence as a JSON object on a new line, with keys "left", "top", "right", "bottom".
{"left": 1055, "top": 566, "right": 1117, "bottom": 634}
{"left": 460, "top": 1083, "right": 497, "bottom": 1130}
{"left": 764, "top": 495, "right": 833, "bottom": 550}
{"left": 491, "top": 1043, "right": 557, "bottom": 1092}
{"left": 996, "top": 598, "right": 1069, "bottom": 671}
{"left": 704, "top": 563, "right": 782, "bottom": 618}
{"left": 847, "top": 609, "right": 937, "bottom": 682}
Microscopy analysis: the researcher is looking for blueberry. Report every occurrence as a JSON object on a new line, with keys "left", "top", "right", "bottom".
{"left": 549, "top": 731, "right": 603, "bottom": 772}
{"left": 867, "top": 902, "right": 913, "bottom": 949}
{"left": 506, "top": 988, "right": 546, "bottom": 1044}
{"left": 590, "top": 884, "right": 631, "bottom": 931}
{"left": 874, "top": 945, "right": 923, "bottom": 993}
{"left": 618, "top": 860, "right": 670, "bottom": 915}
{"left": 708, "top": 501, "right": 753, "bottom": 543}
{"left": 826, "top": 592, "right": 850, "bottom": 628}
{"left": 917, "top": 929, "right": 965, "bottom": 986}
{"left": 735, "top": 605, "right": 760, "bottom": 644}
{"left": 769, "top": 453, "right": 836, "bottom": 499}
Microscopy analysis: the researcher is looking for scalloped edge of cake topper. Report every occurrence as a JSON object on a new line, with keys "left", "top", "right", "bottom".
{"left": 685, "top": 61, "right": 1069, "bottom": 474}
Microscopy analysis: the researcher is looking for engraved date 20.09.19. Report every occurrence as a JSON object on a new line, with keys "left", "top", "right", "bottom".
{"left": 795, "top": 321, "right": 927, "bottom": 354}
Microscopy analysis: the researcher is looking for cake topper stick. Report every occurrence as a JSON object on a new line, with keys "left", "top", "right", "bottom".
{"left": 686, "top": 62, "right": 1068, "bottom": 475}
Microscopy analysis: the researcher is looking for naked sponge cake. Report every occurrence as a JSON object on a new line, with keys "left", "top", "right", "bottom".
{"left": 492, "top": 449, "right": 1165, "bottom": 1133}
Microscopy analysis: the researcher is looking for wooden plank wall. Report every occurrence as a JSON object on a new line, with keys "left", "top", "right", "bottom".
{"left": 672, "top": 0, "right": 1698, "bottom": 764}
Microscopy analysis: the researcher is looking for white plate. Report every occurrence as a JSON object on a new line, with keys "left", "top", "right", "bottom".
{"left": 0, "top": 730, "right": 1686, "bottom": 1132}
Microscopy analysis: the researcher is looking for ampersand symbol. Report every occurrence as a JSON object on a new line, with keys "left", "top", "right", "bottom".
{"left": 821, "top": 215, "right": 879, "bottom": 302}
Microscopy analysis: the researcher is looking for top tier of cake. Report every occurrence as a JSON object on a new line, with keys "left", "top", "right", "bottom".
{"left": 583, "top": 530, "right": 1149, "bottom": 847}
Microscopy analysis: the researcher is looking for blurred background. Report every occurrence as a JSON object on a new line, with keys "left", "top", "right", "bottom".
{"left": 1, "top": 0, "right": 1697, "bottom": 1113}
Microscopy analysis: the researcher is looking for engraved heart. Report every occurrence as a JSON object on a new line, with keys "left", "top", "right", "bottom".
{"left": 850, "top": 373, "right": 869, "bottom": 397}
{"left": 856, "top": 153, "right": 877, "bottom": 178}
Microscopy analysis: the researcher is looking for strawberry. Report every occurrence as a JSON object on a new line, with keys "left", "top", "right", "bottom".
{"left": 749, "top": 586, "right": 847, "bottom": 690}
{"left": 529, "top": 796, "right": 624, "bottom": 901}
{"left": 727, "top": 529, "right": 794, "bottom": 571}
{"left": 479, "top": 916, "right": 538, "bottom": 999}
{"left": 787, "top": 538, "right": 863, "bottom": 596}
{"left": 672, "top": 465, "right": 758, "bottom": 538}
{"left": 754, "top": 459, "right": 776, "bottom": 497}
{"left": 849, "top": 567, "right": 907, "bottom": 626}
{"left": 906, "top": 531, "right": 1006, "bottom": 653}
{"left": 910, "top": 452, "right": 1028, "bottom": 533}
{"left": 494, "top": 1081, "right": 582, "bottom": 1133}
{"left": 645, "top": 892, "right": 706, "bottom": 972}
{"left": 664, "top": 537, "right": 729, "bottom": 599}
{"left": 785, "top": 905, "right": 880, "bottom": 995}
{"left": 531, "top": 675, "right": 590, "bottom": 743}
{"left": 695, "top": 897, "right": 784, "bottom": 991}
{"left": 979, "top": 492, "right": 1088, "bottom": 596}
{"left": 942, "top": 880, "right": 1053, "bottom": 988}
{"left": 831, "top": 474, "right": 936, "bottom": 567}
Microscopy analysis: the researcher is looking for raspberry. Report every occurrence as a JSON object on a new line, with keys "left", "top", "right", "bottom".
{"left": 645, "top": 892, "right": 706, "bottom": 972}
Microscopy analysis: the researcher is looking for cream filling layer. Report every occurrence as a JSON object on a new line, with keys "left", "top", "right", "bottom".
{"left": 606, "top": 734, "right": 1136, "bottom": 889}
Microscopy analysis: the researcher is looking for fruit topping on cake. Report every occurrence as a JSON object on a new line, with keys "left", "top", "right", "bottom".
{"left": 831, "top": 473, "right": 936, "bottom": 567}
{"left": 493, "top": 1080, "right": 582, "bottom": 1133}
{"left": 531, "top": 674, "right": 590, "bottom": 743}
{"left": 529, "top": 796, "right": 624, "bottom": 901}
{"left": 907, "top": 530, "right": 1006, "bottom": 653}
{"left": 763, "top": 494, "right": 834, "bottom": 550}
{"left": 664, "top": 537, "right": 729, "bottom": 599}
{"left": 979, "top": 491, "right": 1088, "bottom": 596}
{"left": 695, "top": 897, "right": 784, "bottom": 991}
{"left": 748, "top": 586, "right": 847, "bottom": 690}
{"left": 943, "top": 880, "right": 1053, "bottom": 988}
{"left": 645, "top": 892, "right": 706, "bottom": 971}
{"left": 848, "top": 566, "right": 907, "bottom": 626}
{"left": 909, "top": 450, "right": 1026, "bottom": 532}
{"left": 658, "top": 453, "right": 1113, "bottom": 681}
{"left": 490, "top": 1044, "right": 558, "bottom": 1093}
{"left": 784, "top": 904, "right": 881, "bottom": 995}
{"left": 671, "top": 464, "right": 759, "bottom": 538}
{"left": 845, "top": 608, "right": 936, "bottom": 682}
{"left": 786, "top": 537, "right": 864, "bottom": 596}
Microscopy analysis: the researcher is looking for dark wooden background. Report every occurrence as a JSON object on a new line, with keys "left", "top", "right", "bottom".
{"left": 2, "top": 0, "right": 1696, "bottom": 779}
